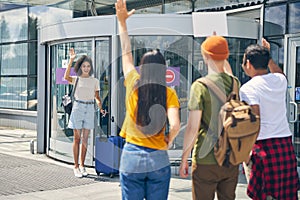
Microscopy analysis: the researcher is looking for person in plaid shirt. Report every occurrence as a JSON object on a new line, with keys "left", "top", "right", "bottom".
{"left": 240, "top": 38, "right": 299, "bottom": 200}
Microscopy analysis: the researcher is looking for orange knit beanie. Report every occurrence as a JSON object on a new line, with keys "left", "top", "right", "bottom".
{"left": 201, "top": 36, "right": 229, "bottom": 60}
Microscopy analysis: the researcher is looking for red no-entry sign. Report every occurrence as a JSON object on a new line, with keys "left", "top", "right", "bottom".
{"left": 166, "top": 69, "right": 175, "bottom": 84}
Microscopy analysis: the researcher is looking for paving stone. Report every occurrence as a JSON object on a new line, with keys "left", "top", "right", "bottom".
{"left": 0, "top": 153, "right": 103, "bottom": 197}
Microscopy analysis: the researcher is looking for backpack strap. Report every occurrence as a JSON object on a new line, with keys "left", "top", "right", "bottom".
{"left": 197, "top": 76, "right": 238, "bottom": 102}
{"left": 197, "top": 77, "right": 227, "bottom": 103}
{"left": 71, "top": 77, "right": 79, "bottom": 101}
{"left": 195, "top": 77, "right": 227, "bottom": 158}
{"left": 196, "top": 77, "right": 228, "bottom": 131}
{"left": 196, "top": 76, "right": 238, "bottom": 135}
{"left": 196, "top": 76, "right": 239, "bottom": 159}
{"left": 231, "top": 76, "right": 239, "bottom": 100}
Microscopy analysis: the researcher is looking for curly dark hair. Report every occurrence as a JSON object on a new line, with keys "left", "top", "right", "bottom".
{"left": 74, "top": 55, "right": 94, "bottom": 76}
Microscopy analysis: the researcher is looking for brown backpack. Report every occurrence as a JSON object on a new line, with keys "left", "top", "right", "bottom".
{"left": 197, "top": 77, "right": 260, "bottom": 166}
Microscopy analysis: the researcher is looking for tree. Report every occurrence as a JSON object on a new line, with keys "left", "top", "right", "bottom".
{"left": 0, "top": 16, "right": 10, "bottom": 43}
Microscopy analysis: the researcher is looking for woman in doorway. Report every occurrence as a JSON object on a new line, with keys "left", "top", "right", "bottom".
{"left": 64, "top": 48, "right": 105, "bottom": 178}
{"left": 115, "top": 0, "right": 181, "bottom": 199}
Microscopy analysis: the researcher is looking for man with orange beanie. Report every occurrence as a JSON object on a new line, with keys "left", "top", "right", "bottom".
{"left": 179, "top": 35, "right": 240, "bottom": 200}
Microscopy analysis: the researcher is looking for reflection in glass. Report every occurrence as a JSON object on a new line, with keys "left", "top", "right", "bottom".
{"left": 1, "top": 43, "right": 28, "bottom": 75}
{"left": 134, "top": 5, "right": 162, "bottom": 14}
{"left": 26, "top": 77, "right": 37, "bottom": 110}
{"left": 0, "top": 6, "right": 39, "bottom": 111}
{"left": 28, "top": 42, "right": 37, "bottom": 75}
{"left": 294, "top": 47, "right": 300, "bottom": 158}
{"left": 28, "top": 12, "right": 38, "bottom": 40}
{"left": 195, "top": 0, "right": 222, "bottom": 10}
{"left": 295, "top": 47, "right": 300, "bottom": 89}
{"left": 0, "top": 77, "right": 27, "bottom": 109}
{"left": 268, "top": 38, "right": 284, "bottom": 68}
{"left": 95, "top": 40, "right": 111, "bottom": 137}
{"left": 264, "top": 5, "right": 286, "bottom": 36}
{"left": 164, "top": 1, "right": 192, "bottom": 13}
{"left": 289, "top": 2, "right": 300, "bottom": 34}
{"left": 29, "top": 6, "right": 72, "bottom": 27}
{"left": 0, "top": 8, "right": 28, "bottom": 43}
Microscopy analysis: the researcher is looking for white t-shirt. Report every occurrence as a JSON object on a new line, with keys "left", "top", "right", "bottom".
{"left": 240, "top": 73, "right": 291, "bottom": 140}
{"left": 72, "top": 76, "right": 100, "bottom": 101}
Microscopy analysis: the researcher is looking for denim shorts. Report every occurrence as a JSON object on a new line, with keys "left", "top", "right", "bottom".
{"left": 68, "top": 101, "right": 95, "bottom": 130}
{"left": 120, "top": 143, "right": 171, "bottom": 200}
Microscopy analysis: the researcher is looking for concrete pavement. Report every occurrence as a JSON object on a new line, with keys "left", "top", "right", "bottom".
{"left": 0, "top": 126, "right": 251, "bottom": 200}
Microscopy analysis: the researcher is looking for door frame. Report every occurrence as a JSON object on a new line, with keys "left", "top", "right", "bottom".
{"left": 284, "top": 33, "right": 300, "bottom": 141}
{"left": 46, "top": 37, "right": 111, "bottom": 166}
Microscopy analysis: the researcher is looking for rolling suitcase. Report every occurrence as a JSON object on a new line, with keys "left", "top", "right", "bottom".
{"left": 95, "top": 135, "right": 125, "bottom": 178}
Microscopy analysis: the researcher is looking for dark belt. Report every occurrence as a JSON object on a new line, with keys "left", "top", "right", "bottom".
{"left": 75, "top": 100, "right": 94, "bottom": 104}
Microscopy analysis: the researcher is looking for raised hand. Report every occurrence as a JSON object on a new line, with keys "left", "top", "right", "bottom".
{"left": 115, "top": 0, "right": 135, "bottom": 23}
{"left": 69, "top": 48, "right": 76, "bottom": 60}
{"left": 261, "top": 38, "right": 270, "bottom": 51}
{"left": 114, "top": 0, "right": 135, "bottom": 76}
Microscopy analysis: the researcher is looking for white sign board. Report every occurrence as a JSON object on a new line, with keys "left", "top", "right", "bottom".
{"left": 62, "top": 59, "right": 68, "bottom": 68}
{"left": 192, "top": 12, "right": 228, "bottom": 37}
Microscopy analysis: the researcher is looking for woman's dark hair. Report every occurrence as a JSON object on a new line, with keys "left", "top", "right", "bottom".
{"left": 244, "top": 45, "right": 270, "bottom": 70}
{"left": 74, "top": 55, "right": 94, "bottom": 76}
{"left": 136, "top": 49, "right": 167, "bottom": 135}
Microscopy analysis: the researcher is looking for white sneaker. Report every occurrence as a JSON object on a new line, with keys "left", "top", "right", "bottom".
{"left": 73, "top": 167, "right": 83, "bottom": 178}
{"left": 80, "top": 166, "right": 88, "bottom": 177}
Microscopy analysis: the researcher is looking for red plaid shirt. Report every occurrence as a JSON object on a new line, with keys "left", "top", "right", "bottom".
{"left": 247, "top": 136, "right": 299, "bottom": 200}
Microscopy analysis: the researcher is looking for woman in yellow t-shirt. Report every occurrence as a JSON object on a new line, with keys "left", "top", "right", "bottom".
{"left": 115, "top": 0, "right": 181, "bottom": 199}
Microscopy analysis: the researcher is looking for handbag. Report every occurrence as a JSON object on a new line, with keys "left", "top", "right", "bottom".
{"left": 62, "top": 77, "right": 79, "bottom": 115}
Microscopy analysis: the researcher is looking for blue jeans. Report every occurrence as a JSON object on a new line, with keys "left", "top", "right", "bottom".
{"left": 68, "top": 101, "right": 95, "bottom": 129}
{"left": 120, "top": 142, "right": 171, "bottom": 200}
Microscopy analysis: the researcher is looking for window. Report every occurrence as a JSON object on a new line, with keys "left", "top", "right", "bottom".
{"left": 0, "top": 7, "right": 38, "bottom": 110}
{"left": 0, "top": 8, "right": 27, "bottom": 43}
{"left": 1, "top": 43, "right": 28, "bottom": 75}
{"left": 264, "top": 4, "right": 287, "bottom": 36}
{"left": 268, "top": 38, "right": 284, "bottom": 68}
{"left": 0, "top": 77, "right": 27, "bottom": 109}
{"left": 289, "top": 2, "right": 300, "bottom": 34}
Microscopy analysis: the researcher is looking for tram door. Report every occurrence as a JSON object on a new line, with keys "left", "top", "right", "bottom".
{"left": 48, "top": 38, "right": 111, "bottom": 166}
{"left": 285, "top": 34, "right": 300, "bottom": 167}
{"left": 94, "top": 38, "right": 111, "bottom": 138}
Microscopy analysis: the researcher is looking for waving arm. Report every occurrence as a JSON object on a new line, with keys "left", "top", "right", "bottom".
{"left": 115, "top": 0, "right": 135, "bottom": 77}
{"left": 64, "top": 48, "right": 76, "bottom": 83}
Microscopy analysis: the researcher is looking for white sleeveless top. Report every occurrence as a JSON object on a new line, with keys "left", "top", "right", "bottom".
{"left": 71, "top": 76, "right": 100, "bottom": 101}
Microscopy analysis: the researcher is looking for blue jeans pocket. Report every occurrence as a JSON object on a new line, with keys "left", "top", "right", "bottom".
{"left": 120, "top": 143, "right": 170, "bottom": 173}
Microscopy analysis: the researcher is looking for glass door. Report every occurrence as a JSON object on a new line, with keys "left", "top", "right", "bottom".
{"left": 285, "top": 34, "right": 300, "bottom": 166}
{"left": 48, "top": 38, "right": 111, "bottom": 166}
{"left": 94, "top": 38, "right": 111, "bottom": 138}
{"left": 116, "top": 35, "right": 257, "bottom": 158}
